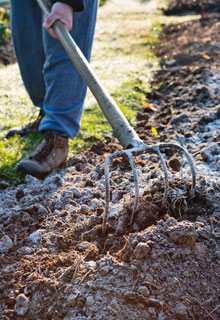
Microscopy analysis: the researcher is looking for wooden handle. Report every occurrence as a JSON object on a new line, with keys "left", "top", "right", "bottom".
{"left": 36, "top": 0, "right": 143, "bottom": 148}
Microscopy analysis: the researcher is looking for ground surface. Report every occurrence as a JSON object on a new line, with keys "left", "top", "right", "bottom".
{"left": 0, "top": 0, "right": 220, "bottom": 319}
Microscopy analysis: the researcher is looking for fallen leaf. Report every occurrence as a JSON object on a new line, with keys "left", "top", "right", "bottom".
{"left": 151, "top": 127, "right": 158, "bottom": 137}
{"left": 203, "top": 54, "right": 211, "bottom": 60}
{"left": 143, "top": 103, "right": 159, "bottom": 112}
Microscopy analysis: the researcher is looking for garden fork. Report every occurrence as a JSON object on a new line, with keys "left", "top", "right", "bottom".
{"left": 37, "top": 0, "right": 196, "bottom": 236}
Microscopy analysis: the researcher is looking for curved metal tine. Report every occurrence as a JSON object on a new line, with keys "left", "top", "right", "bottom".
{"left": 102, "top": 149, "right": 128, "bottom": 236}
{"left": 126, "top": 152, "right": 140, "bottom": 225}
{"left": 158, "top": 143, "right": 196, "bottom": 195}
{"left": 177, "top": 146, "right": 196, "bottom": 195}
{"left": 156, "top": 146, "right": 169, "bottom": 206}
{"left": 102, "top": 155, "right": 112, "bottom": 237}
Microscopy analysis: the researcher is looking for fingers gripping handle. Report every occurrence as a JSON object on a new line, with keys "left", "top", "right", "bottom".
{"left": 36, "top": 0, "right": 143, "bottom": 149}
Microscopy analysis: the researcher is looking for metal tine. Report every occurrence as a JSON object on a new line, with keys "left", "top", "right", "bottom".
{"left": 126, "top": 152, "right": 139, "bottom": 226}
{"left": 103, "top": 156, "right": 111, "bottom": 237}
{"left": 155, "top": 146, "right": 169, "bottom": 207}
{"left": 102, "top": 149, "right": 140, "bottom": 236}
{"left": 102, "top": 150, "right": 126, "bottom": 237}
{"left": 157, "top": 143, "right": 197, "bottom": 195}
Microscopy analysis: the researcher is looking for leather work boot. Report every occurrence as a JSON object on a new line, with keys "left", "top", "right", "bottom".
{"left": 17, "top": 130, "right": 69, "bottom": 179}
{"left": 5, "top": 109, "right": 44, "bottom": 139}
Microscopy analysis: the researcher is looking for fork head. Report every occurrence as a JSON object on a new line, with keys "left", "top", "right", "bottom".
{"left": 102, "top": 143, "right": 196, "bottom": 236}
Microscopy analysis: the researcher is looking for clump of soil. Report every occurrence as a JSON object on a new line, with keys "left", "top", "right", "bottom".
{"left": 0, "top": 4, "right": 220, "bottom": 320}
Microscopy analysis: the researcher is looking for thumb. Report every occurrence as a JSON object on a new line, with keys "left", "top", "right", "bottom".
{"left": 43, "top": 12, "right": 60, "bottom": 28}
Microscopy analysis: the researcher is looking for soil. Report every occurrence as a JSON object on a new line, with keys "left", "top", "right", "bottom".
{"left": 1, "top": 1, "right": 220, "bottom": 320}
{"left": 164, "top": 0, "right": 220, "bottom": 16}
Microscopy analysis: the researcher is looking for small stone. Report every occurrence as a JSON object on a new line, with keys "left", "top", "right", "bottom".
{"left": 86, "top": 295, "right": 95, "bottom": 307}
{"left": 15, "top": 294, "right": 29, "bottom": 316}
{"left": 138, "top": 286, "right": 150, "bottom": 298}
{"left": 144, "top": 274, "right": 154, "bottom": 282}
{"left": 37, "top": 204, "right": 48, "bottom": 215}
{"left": 17, "top": 246, "right": 32, "bottom": 255}
{"left": 148, "top": 297, "right": 162, "bottom": 307}
{"left": 81, "top": 204, "right": 89, "bottom": 214}
{"left": 134, "top": 242, "right": 150, "bottom": 260}
{"left": 174, "top": 302, "right": 188, "bottom": 320}
{"left": 71, "top": 187, "right": 81, "bottom": 198}
{"left": 0, "top": 235, "right": 13, "bottom": 253}
{"left": 90, "top": 199, "right": 102, "bottom": 210}
{"left": 100, "top": 265, "right": 110, "bottom": 275}
{"left": 67, "top": 294, "right": 78, "bottom": 307}
{"left": 53, "top": 198, "right": 63, "bottom": 209}
{"left": 28, "top": 229, "right": 44, "bottom": 244}
{"left": 21, "top": 212, "right": 32, "bottom": 226}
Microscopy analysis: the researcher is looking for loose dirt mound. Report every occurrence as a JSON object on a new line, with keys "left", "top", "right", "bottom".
{"left": 164, "top": 0, "right": 220, "bottom": 15}
{"left": 0, "top": 4, "right": 220, "bottom": 320}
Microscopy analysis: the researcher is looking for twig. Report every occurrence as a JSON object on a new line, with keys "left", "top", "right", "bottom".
{"left": 57, "top": 266, "right": 71, "bottom": 281}
{"left": 71, "top": 256, "right": 82, "bottom": 282}
{"left": 210, "top": 304, "right": 220, "bottom": 315}
{"left": 78, "top": 269, "right": 93, "bottom": 284}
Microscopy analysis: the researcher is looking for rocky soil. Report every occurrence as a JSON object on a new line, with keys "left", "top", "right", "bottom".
{"left": 0, "top": 1, "right": 220, "bottom": 319}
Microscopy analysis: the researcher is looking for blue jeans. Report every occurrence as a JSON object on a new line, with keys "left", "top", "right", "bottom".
{"left": 10, "top": 0, "right": 98, "bottom": 138}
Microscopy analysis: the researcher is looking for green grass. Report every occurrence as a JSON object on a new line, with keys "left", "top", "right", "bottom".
{"left": 0, "top": 77, "right": 151, "bottom": 185}
{"left": 0, "top": 5, "right": 163, "bottom": 185}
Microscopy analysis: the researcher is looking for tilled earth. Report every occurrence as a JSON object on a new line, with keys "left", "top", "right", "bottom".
{"left": 164, "top": 0, "right": 220, "bottom": 15}
{"left": 1, "top": 4, "right": 220, "bottom": 320}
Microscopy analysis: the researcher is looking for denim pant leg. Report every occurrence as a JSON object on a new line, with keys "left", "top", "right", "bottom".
{"left": 39, "top": 0, "right": 98, "bottom": 138}
{"left": 10, "top": 0, "right": 46, "bottom": 108}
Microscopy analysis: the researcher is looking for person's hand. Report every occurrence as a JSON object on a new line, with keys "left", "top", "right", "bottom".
{"left": 43, "top": 2, "right": 73, "bottom": 39}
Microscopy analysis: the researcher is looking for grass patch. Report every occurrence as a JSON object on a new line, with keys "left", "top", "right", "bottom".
{"left": 0, "top": 133, "right": 42, "bottom": 185}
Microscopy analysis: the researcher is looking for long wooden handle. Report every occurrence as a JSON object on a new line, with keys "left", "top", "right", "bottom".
{"left": 36, "top": 0, "right": 143, "bottom": 148}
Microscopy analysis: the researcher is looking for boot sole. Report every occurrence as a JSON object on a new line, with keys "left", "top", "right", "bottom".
{"left": 16, "top": 162, "right": 49, "bottom": 180}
